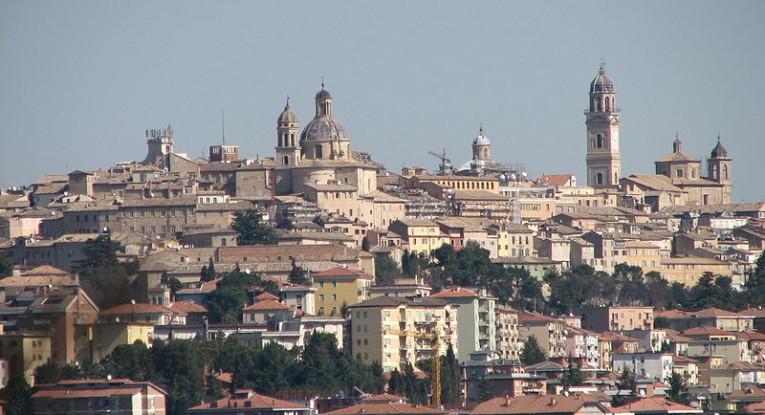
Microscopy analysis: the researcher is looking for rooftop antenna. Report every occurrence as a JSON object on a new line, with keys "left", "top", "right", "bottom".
{"left": 221, "top": 109, "right": 226, "bottom": 145}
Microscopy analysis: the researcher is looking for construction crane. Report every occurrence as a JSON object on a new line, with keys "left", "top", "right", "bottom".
{"left": 384, "top": 326, "right": 442, "bottom": 407}
{"left": 427, "top": 149, "right": 453, "bottom": 176}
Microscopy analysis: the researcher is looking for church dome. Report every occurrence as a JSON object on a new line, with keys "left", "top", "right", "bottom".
{"left": 277, "top": 99, "right": 298, "bottom": 124}
{"left": 590, "top": 64, "right": 614, "bottom": 94}
{"left": 472, "top": 128, "right": 491, "bottom": 146}
{"left": 711, "top": 137, "right": 729, "bottom": 158}
{"left": 300, "top": 84, "right": 349, "bottom": 143}
{"left": 300, "top": 116, "right": 349, "bottom": 143}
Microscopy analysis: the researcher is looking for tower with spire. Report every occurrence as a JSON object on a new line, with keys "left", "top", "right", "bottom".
{"left": 585, "top": 63, "right": 621, "bottom": 188}
{"left": 275, "top": 97, "right": 301, "bottom": 166}
{"left": 707, "top": 134, "right": 732, "bottom": 203}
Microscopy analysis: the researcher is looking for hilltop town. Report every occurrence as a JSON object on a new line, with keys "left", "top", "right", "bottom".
{"left": 1, "top": 67, "right": 764, "bottom": 415}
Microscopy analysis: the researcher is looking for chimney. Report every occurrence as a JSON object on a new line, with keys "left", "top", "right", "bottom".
{"left": 549, "top": 397, "right": 557, "bottom": 406}
{"left": 504, "top": 395, "right": 510, "bottom": 407}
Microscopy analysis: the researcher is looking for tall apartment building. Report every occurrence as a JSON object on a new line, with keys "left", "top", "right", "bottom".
{"left": 517, "top": 311, "right": 566, "bottom": 359}
{"left": 32, "top": 378, "right": 167, "bottom": 415}
{"left": 431, "top": 287, "right": 496, "bottom": 361}
{"left": 348, "top": 297, "right": 458, "bottom": 372}
{"left": 495, "top": 305, "right": 522, "bottom": 361}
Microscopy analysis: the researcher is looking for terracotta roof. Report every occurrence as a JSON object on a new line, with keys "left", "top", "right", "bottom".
{"left": 168, "top": 301, "right": 207, "bottom": 313}
{"left": 213, "top": 371, "right": 234, "bottom": 385}
{"left": 188, "top": 390, "right": 308, "bottom": 412}
{"left": 33, "top": 387, "right": 143, "bottom": 399}
{"left": 672, "top": 355, "right": 699, "bottom": 364}
{"left": 613, "top": 397, "right": 702, "bottom": 414}
{"left": 743, "top": 401, "right": 765, "bottom": 413}
{"left": 325, "top": 402, "right": 445, "bottom": 415}
{"left": 100, "top": 303, "right": 179, "bottom": 315}
{"left": 431, "top": 287, "right": 478, "bottom": 299}
{"left": 726, "top": 387, "right": 765, "bottom": 402}
{"left": 362, "top": 393, "right": 408, "bottom": 404}
{"left": 312, "top": 267, "right": 375, "bottom": 280}
{"left": 22, "top": 265, "right": 70, "bottom": 276}
{"left": 681, "top": 326, "right": 734, "bottom": 336}
{"left": 243, "top": 299, "right": 290, "bottom": 311}
{"left": 255, "top": 292, "right": 280, "bottom": 301}
{"left": 537, "top": 174, "right": 575, "bottom": 187}
{"left": 471, "top": 395, "right": 602, "bottom": 415}
{"left": 518, "top": 311, "right": 560, "bottom": 324}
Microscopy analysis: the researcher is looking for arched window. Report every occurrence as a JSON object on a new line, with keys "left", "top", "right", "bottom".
{"left": 723, "top": 165, "right": 729, "bottom": 180}
{"left": 596, "top": 100, "right": 602, "bottom": 112}
{"left": 596, "top": 173, "right": 603, "bottom": 185}
{"left": 596, "top": 134, "right": 604, "bottom": 149}
{"left": 290, "top": 133, "right": 295, "bottom": 146}
{"left": 483, "top": 148, "right": 489, "bottom": 159}
{"left": 315, "top": 145, "right": 323, "bottom": 159}
{"left": 605, "top": 97, "right": 611, "bottom": 111}
{"left": 711, "top": 165, "right": 718, "bottom": 180}
{"left": 283, "top": 156, "right": 289, "bottom": 165}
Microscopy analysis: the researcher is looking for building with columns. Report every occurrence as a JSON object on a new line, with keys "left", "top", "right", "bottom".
{"left": 585, "top": 64, "right": 621, "bottom": 189}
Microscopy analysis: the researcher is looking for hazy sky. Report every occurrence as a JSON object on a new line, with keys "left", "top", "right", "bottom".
{"left": 1, "top": 1, "right": 763, "bottom": 201}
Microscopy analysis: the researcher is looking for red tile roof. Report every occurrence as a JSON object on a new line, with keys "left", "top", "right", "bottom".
{"left": 471, "top": 395, "right": 603, "bottom": 415}
{"left": 243, "top": 300, "right": 290, "bottom": 311}
{"left": 255, "top": 292, "right": 280, "bottom": 301}
{"left": 100, "top": 303, "right": 181, "bottom": 315}
{"left": 612, "top": 397, "right": 702, "bottom": 414}
{"left": 188, "top": 390, "right": 308, "bottom": 412}
{"left": 681, "top": 326, "right": 734, "bottom": 337}
{"left": 325, "top": 402, "right": 445, "bottom": 415}
{"left": 168, "top": 301, "right": 208, "bottom": 314}
{"left": 431, "top": 287, "right": 478, "bottom": 299}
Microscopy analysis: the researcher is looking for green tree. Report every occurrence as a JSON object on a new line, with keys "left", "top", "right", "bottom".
{"left": 150, "top": 340, "right": 205, "bottom": 415}
{"left": 477, "top": 377, "right": 494, "bottom": 402}
{"left": 205, "top": 270, "right": 278, "bottom": 323}
{"left": 0, "top": 253, "right": 14, "bottom": 278}
{"left": 520, "top": 336, "right": 546, "bottom": 365}
{"left": 561, "top": 358, "right": 585, "bottom": 388}
{"left": 75, "top": 234, "right": 137, "bottom": 308}
{"left": 440, "top": 345, "right": 461, "bottom": 407}
{"left": 34, "top": 360, "right": 63, "bottom": 384}
{"left": 201, "top": 257, "right": 217, "bottom": 282}
{"left": 232, "top": 210, "right": 277, "bottom": 245}
{"left": 375, "top": 255, "right": 400, "bottom": 285}
{"left": 0, "top": 375, "right": 33, "bottom": 415}
{"left": 614, "top": 367, "right": 637, "bottom": 406}
{"left": 361, "top": 236, "right": 370, "bottom": 251}
{"left": 288, "top": 259, "right": 311, "bottom": 286}
{"left": 666, "top": 372, "right": 688, "bottom": 404}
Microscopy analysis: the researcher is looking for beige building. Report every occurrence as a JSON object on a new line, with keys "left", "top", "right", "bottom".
{"left": 495, "top": 305, "right": 522, "bottom": 361}
{"left": 389, "top": 218, "right": 449, "bottom": 256}
{"left": 518, "top": 311, "right": 566, "bottom": 358}
{"left": 32, "top": 378, "right": 167, "bottom": 415}
{"left": 654, "top": 134, "right": 733, "bottom": 205}
{"left": 348, "top": 296, "right": 458, "bottom": 372}
{"left": 580, "top": 306, "right": 654, "bottom": 332}
{"left": 0, "top": 332, "right": 51, "bottom": 385}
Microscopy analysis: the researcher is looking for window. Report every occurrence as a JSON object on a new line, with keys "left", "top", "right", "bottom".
{"left": 315, "top": 145, "right": 323, "bottom": 158}
{"left": 596, "top": 134, "right": 604, "bottom": 148}
{"left": 676, "top": 169, "right": 683, "bottom": 178}
{"left": 596, "top": 173, "right": 604, "bottom": 185}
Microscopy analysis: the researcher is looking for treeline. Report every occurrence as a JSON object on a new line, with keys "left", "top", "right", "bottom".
{"left": 6, "top": 333, "right": 387, "bottom": 415}
{"left": 382, "top": 241, "right": 765, "bottom": 314}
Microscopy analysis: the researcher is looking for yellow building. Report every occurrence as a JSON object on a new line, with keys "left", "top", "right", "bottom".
{"left": 659, "top": 257, "right": 739, "bottom": 287}
{"left": 312, "top": 267, "right": 374, "bottom": 316}
{"left": 409, "top": 175, "right": 500, "bottom": 194}
{"left": 75, "top": 322, "right": 155, "bottom": 363}
{"left": 389, "top": 218, "right": 449, "bottom": 256}
{"left": 491, "top": 223, "right": 535, "bottom": 258}
{"left": 348, "top": 297, "right": 458, "bottom": 372}
{"left": 0, "top": 332, "right": 52, "bottom": 385}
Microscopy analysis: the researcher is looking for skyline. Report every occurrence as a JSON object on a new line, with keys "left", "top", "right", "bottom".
{"left": 1, "top": 1, "right": 763, "bottom": 201}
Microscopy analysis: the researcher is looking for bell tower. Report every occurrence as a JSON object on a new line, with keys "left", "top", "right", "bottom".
{"left": 585, "top": 63, "right": 621, "bottom": 188}
{"left": 275, "top": 98, "right": 301, "bottom": 167}
{"left": 707, "top": 134, "right": 733, "bottom": 203}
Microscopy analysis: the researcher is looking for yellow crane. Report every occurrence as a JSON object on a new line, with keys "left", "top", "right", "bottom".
{"left": 384, "top": 327, "right": 442, "bottom": 407}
